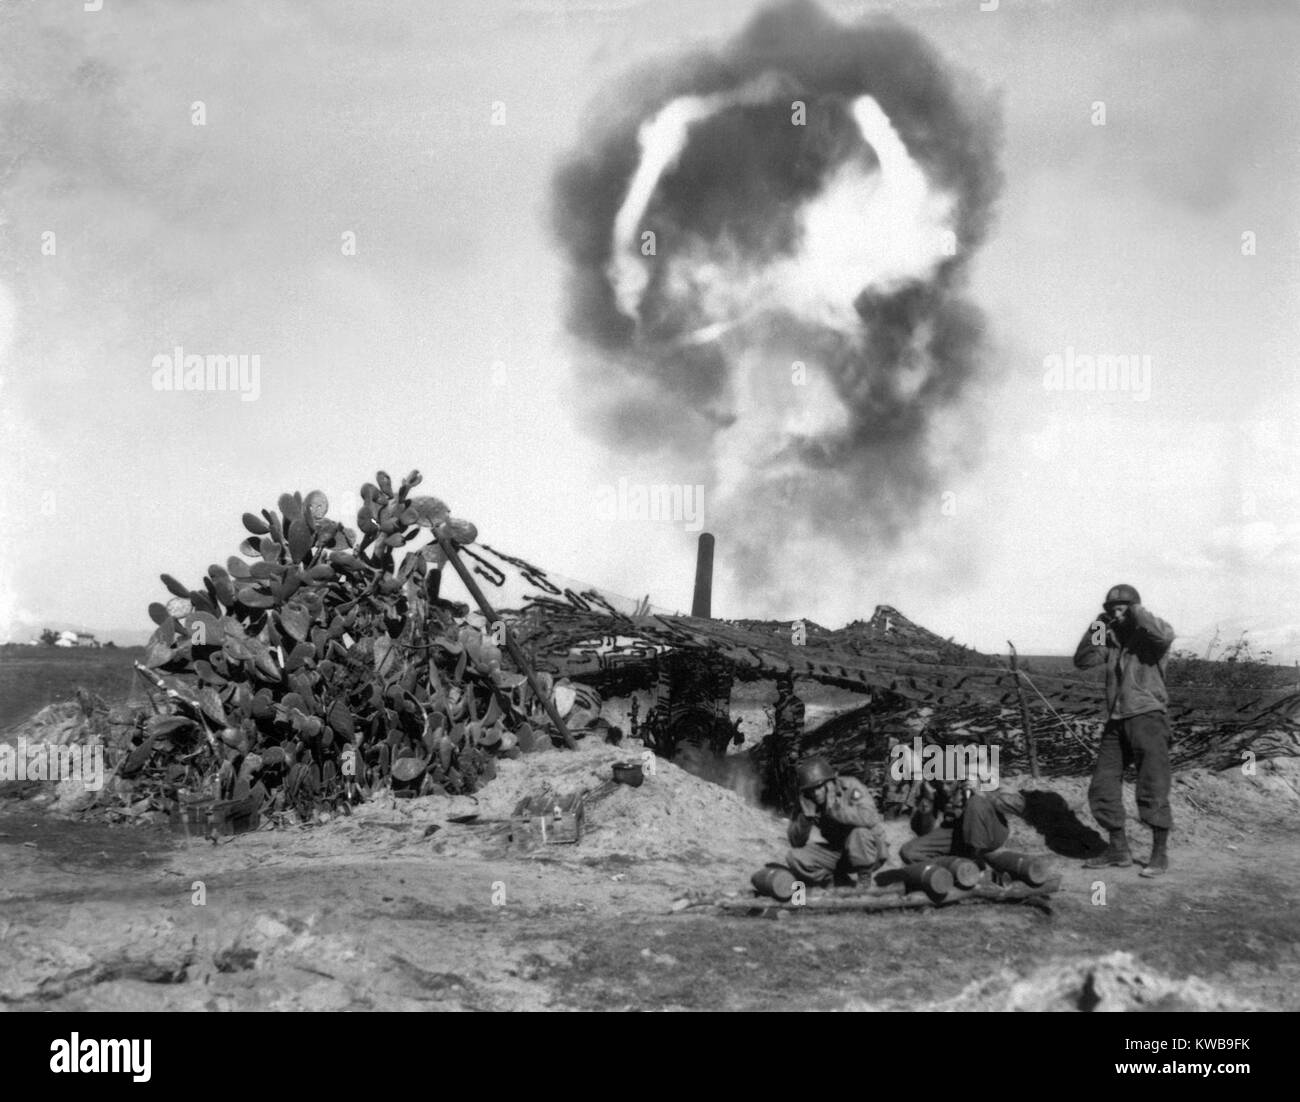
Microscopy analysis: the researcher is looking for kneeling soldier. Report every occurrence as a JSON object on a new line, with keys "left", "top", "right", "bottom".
{"left": 786, "top": 757, "right": 889, "bottom": 888}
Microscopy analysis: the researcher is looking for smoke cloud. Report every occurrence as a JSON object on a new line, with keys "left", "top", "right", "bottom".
{"left": 553, "top": 1, "right": 1002, "bottom": 604}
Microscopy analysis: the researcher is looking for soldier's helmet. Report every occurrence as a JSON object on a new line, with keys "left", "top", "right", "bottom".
{"left": 1103, "top": 584, "right": 1142, "bottom": 609}
{"left": 796, "top": 757, "right": 835, "bottom": 791}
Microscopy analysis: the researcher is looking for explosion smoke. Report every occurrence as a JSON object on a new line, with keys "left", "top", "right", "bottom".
{"left": 553, "top": 1, "right": 1002, "bottom": 609}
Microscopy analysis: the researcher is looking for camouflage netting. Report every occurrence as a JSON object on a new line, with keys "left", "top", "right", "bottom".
{"left": 509, "top": 600, "right": 1300, "bottom": 793}
{"left": 514, "top": 601, "right": 1294, "bottom": 721}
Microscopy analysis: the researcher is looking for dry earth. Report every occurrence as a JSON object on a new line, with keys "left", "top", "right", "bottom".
{"left": 3, "top": 737, "right": 1299, "bottom": 1012}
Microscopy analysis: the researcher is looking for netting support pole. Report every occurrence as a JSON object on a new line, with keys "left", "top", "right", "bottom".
{"left": 434, "top": 526, "right": 576, "bottom": 749}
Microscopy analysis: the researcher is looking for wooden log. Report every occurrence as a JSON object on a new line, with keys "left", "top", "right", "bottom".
{"left": 706, "top": 876, "right": 1061, "bottom": 916}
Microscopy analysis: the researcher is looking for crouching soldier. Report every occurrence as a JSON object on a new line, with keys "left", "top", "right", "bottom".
{"left": 786, "top": 757, "right": 889, "bottom": 888}
{"left": 899, "top": 779, "right": 1026, "bottom": 864}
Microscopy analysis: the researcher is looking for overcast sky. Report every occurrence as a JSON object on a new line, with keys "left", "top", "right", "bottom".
{"left": 1, "top": 0, "right": 1297, "bottom": 660}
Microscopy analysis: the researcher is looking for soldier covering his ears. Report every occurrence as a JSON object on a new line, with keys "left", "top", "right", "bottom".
{"left": 1073, "top": 584, "right": 1176, "bottom": 878}
{"left": 785, "top": 757, "right": 890, "bottom": 887}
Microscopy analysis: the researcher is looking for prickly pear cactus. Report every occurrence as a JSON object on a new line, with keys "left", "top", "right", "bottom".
{"left": 137, "top": 469, "right": 553, "bottom": 817}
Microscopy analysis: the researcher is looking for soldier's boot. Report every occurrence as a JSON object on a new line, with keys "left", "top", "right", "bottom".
{"left": 1139, "top": 828, "right": 1169, "bottom": 878}
{"left": 830, "top": 859, "right": 881, "bottom": 890}
{"left": 847, "top": 859, "right": 885, "bottom": 888}
{"left": 1083, "top": 830, "right": 1133, "bottom": 868}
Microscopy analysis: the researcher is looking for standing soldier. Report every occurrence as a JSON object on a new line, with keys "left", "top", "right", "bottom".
{"left": 1074, "top": 584, "right": 1177, "bottom": 878}
{"left": 786, "top": 757, "right": 889, "bottom": 888}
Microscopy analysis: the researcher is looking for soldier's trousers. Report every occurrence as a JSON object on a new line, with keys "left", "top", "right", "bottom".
{"left": 1088, "top": 711, "right": 1173, "bottom": 832}
{"left": 899, "top": 793, "right": 1010, "bottom": 863}
{"left": 786, "top": 825, "right": 888, "bottom": 887}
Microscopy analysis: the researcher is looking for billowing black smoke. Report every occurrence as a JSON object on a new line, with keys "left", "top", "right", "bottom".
{"left": 552, "top": 1, "right": 1001, "bottom": 607}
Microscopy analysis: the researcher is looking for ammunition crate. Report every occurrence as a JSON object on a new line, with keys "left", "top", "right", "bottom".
{"left": 210, "top": 796, "right": 261, "bottom": 836}
{"left": 169, "top": 795, "right": 260, "bottom": 837}
{"left": 510, "top": 790, "right": 585, "bottom": 845}
{"left": 169, "top": 796, "right": 216, "bottom": 835}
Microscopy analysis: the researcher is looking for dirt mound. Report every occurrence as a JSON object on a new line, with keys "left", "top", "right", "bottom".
{"left": 340, "top": 734, "right": 1300, "bottom": 872}
{"left": 347, "top": 739, "right": 786, "bottom": 866}
{"left": 1, "top": 697, "right": 138, "bottom": 815}
{"left": 922, "top": 951, "right": 1258, "bottom": 1012}
{"left": 4, "top": 696, "right": 124, "bottom": 748}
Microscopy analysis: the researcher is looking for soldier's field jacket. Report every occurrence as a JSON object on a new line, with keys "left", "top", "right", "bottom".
{"left": 1073, "top": 605, "right": 1176, "bottom": 720}
{"left": 799, "top": 776, "right": 882, "bottom": 846}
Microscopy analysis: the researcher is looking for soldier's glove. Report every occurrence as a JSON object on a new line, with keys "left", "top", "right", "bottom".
{"left": 788, "top": 813, "right": 812, "bottom": 849}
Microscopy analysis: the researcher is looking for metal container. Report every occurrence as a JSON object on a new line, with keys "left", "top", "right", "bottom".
{"left": 751, "top": 864, "right": 797, "bottom": 901}
{"left": 985, "top": 850, "right": 1050, "bottom": 886}
{"left": 929, "top": 855, "right": 981, "bottom": 889}
{"left": 898, "top": 862, "right": 955, "bottom": 902}
{"left": 613, "top": 761, "right": 644, "bottom": 787}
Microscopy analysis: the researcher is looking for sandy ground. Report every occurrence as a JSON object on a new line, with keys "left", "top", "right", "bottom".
{"left": 3, "top": 735, "right": 1299, "bottom": 1012}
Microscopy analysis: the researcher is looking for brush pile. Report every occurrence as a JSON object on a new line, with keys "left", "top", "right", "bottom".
{"left": 787, "top": 690, "right": 1300, "bottom": 791}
